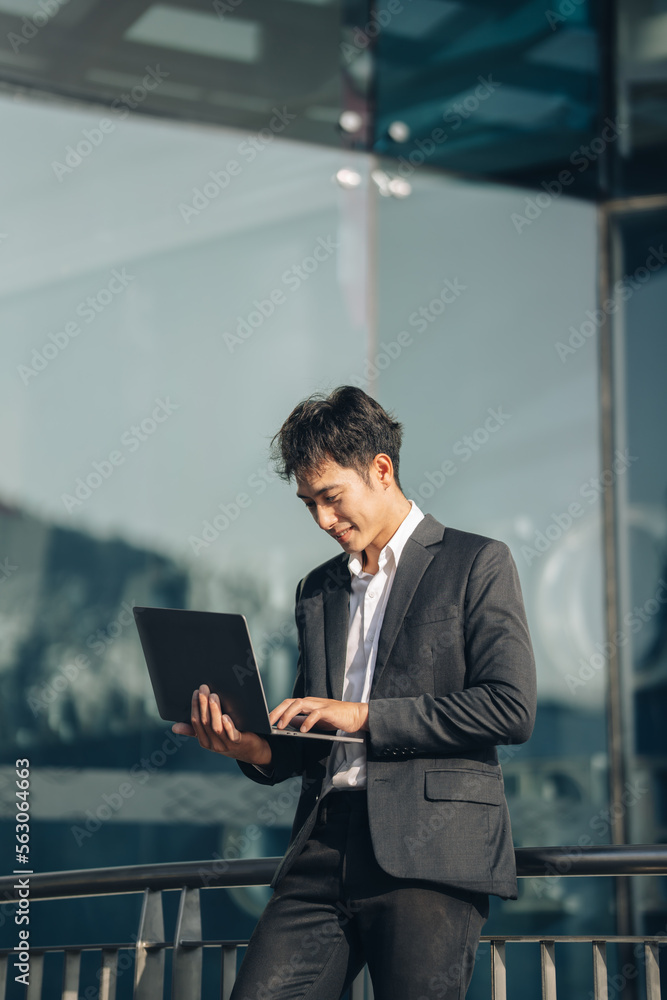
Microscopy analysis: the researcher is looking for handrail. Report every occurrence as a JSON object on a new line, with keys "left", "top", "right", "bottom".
{"left": 514, "top": 844, "right": 667, "bottom": 876}
{"left": 0, "top": 857, "right": 280, "bottom": 901}
{"left": 1, "top": 848, "right": 665, "bottom": 1000}
{"left": 1, "top": 845, "right": 666, "bottom": 902}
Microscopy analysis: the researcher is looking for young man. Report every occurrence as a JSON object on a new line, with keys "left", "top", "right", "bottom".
{"left": 173, "top": 385, "right": 537, "bottom": 1000}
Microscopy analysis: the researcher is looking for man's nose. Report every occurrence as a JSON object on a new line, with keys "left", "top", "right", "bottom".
{"left": 316, "top": 506, "right": 337, "bottom": 530}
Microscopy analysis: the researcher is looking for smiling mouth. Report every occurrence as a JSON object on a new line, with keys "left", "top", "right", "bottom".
{"left": 333, "top": 527, "right": 353, "bottom": 541}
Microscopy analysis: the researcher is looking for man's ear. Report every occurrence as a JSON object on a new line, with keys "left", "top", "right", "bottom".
{"left": 373, "top": 453, "right": 394, "bottom": 488}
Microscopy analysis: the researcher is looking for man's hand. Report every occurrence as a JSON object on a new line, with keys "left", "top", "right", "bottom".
{"left": 172, "top": 684, "right": 273, "bottom": 767}
{"left": 270, "top": 697, "right": 369, "bottom": 735}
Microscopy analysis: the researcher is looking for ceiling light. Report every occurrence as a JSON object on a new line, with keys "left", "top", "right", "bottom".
{"left": 338, "top": 110, "right": 364, "bottom": 134}
{"left": 125, "top": 4, "right": 261, "bottom": 63}
{"left": 335, "top": 169, "right": 362, "bottom": 189}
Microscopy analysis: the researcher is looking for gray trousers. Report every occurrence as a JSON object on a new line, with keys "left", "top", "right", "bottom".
{"left": 230, "top": 789, "right": 489, "bottom": 1000}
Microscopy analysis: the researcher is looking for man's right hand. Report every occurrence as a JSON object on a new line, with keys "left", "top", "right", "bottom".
{"left": 172, "top": 684, "right": 273, "bottom": 767}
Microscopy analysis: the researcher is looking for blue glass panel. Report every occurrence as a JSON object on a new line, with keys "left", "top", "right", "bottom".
{"left": 372, "top": 0, "right": 602, "bottom": 195}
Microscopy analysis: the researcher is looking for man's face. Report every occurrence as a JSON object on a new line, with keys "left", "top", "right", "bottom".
{"left": 295, "top": 457, "right": 388, "bottom": 555}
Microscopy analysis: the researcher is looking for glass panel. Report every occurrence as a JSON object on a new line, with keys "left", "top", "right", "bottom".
{"left": 374, "top": 159, "right": 612, "bottom": 992}
{"left": 0, "top": 0, "right": 344, "bottom": 145}
{"left": 612, "top": 207, "right": 667, "bottom": 936}
{"left": 372, "top": 0, "right": 602, "bottom": 194}
{"left": 615, "top": 0, "right": 667, "bottom": 196}
{"left": 0, "top": 88, "right": 371, "bottom": 943}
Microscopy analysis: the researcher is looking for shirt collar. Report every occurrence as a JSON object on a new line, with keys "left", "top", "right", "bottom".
{"left": 348, "top": 500, "right": 425, "bottom": 578}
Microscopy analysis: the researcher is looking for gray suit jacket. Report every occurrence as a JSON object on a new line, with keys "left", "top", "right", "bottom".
{"left": 237, "top": 514, "right": 537, "bottom": 899}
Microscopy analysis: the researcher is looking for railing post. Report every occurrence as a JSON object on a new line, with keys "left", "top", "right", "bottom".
{"left": 491, "top": 941, "right": 507, "bottom": 1000}
{"left": 220, "top": 945, "right": 238, "bottom": 1000}
{"left": 541, "top": 940, "right": 557, "bottom": 1000}
{"left": 645, "top": 943, "right": 661, "bottom": 1000}
{"left": 99, "top": 949, "right": 118, "bottom": 1000}
{"left": 62, "top": 950, "right": 81, "bottom": 1000}
{"left": 26, "top": 954, "right": 43, "bottom": 1000}
{"left": 171, "top": 887, "right": 202, "bottom": 999}
{"left": 134, "top": 889, "right": 165, "bottom": 1000}
{"left": 592, "top": 941, "right": 608, "bottom": 1000}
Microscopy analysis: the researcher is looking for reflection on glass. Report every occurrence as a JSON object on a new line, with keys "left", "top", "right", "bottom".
{"left": 373, "top": 162, "right": 612, "bottom": 994}
{"left": 373, "top": 0, "right": 600, "bottom": 194}
{"left": 0, "top": 91, "right": 370, "bottom": 943}
{"left": 613, "top": 208, "right": 667, "bottom": 936}
{"left": 616, "top": 0, "right": 667, "bottom": 195}
{"left": 0, "top": 0, "right": 344, "bottom": 144}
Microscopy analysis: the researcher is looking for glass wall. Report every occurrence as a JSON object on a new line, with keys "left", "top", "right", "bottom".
{"left": 614, "top": 0, "right": 667, "bottom": 195}
{"left": 0, "top": 0, "right": 666, "bottom": 995}
{"left": 0, "top": 89, "right": 375, "bottom": 975}
{"left": 0, "top": 91, "right": 616, "bottom": 996}
{"left": 372, "top": 0, "right": 601, "bottom": 193}
{"left": 0, "top": 0, "right": 344, "bottom": 142}
{"left": 373, "top": 160, "right": 611, "bottom": 996}
{"left": 611, "top": 206, "right": 667, "bottom": 940}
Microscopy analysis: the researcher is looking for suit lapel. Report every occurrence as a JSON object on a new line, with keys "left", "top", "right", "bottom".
{"left": 319, "top": 515, "right": 445, "bottom": 701}
{"left": 323, "top": 557, "right": 351, "bottom": 701}
{"left": 370, "top": 514, "right": 444, "bottom": 698}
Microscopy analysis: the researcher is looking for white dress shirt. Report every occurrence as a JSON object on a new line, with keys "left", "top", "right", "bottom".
{"left": 320, "top": 499, "right": 425, "bottom": 796}
{"left": 254, "top": 500, "right": 425, "bottom": 787}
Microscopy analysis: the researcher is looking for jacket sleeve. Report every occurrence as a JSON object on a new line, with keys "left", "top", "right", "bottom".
{"left": 236, "top": 577, "right": 326, "bottom": 785}
{"left": 367, "top": 539, "right": 536, "bottom": 756}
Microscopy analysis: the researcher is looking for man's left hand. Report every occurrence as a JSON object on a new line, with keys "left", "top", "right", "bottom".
{"left": 270, "top": 697, "right": 369, "bottom": 735}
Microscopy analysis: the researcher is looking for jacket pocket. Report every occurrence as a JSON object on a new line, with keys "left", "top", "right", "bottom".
{"left": 404, "top": 603, "right": 459, "bottom": 628}
{"left": 424, "top": 767, "right": 503, "bottom": 806}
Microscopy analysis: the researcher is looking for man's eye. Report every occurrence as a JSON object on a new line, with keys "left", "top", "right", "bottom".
{"left": 304, "top": 496, "right": 338, "bottom": 509}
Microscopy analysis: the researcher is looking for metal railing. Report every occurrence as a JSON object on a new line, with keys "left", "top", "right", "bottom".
{"left": 0, "top": 846, "right": 665, "bottom": 999}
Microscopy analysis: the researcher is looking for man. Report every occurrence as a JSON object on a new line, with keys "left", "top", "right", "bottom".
{"left": 173, "top": 385, "right": 536, "bottom": 999}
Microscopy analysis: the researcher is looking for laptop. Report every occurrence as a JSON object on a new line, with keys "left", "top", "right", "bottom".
{"left": 133, "top": 606, "right": 364, "bottom": 744}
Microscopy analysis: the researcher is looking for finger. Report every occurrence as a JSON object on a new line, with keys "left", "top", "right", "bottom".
{"left": 268, "top": 698, "right": 296, "bottom": 726}
{"left": 191, "top": 688, "right": 212, "bottom": 749}
{"left": 198, "top": 685, "right": 211, "bottom": 727}
{"left": 191, "top": 687, "right": 203, "bottom": 725}
{"left": 299, "top": 708, "right": 324, "bottom": 732}
{"left": 208, "top": 694, "right": 226, "bottom": 737}
{"left": 277, "top": 700, "right": 307, "bottom": 729}
{"left": 207, "top": 695, "right": 242, "bottom": 752}
{"left": 206, "top": 694, "right": 240, "bottom": 748}
{"left": 222, "top": 713, "right": 241, "bottom": 744}
{"left": 172, "top": 722, "right": 195, "bottom": 737}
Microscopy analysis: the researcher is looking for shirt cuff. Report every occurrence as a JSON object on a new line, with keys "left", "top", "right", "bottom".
{"left": 252, "top": 763, "right": 274, "bottom": 777}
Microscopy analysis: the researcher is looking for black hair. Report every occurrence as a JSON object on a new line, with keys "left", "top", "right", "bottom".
{"left": 270, "top": 386, "right": 404, "bottom": 491}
